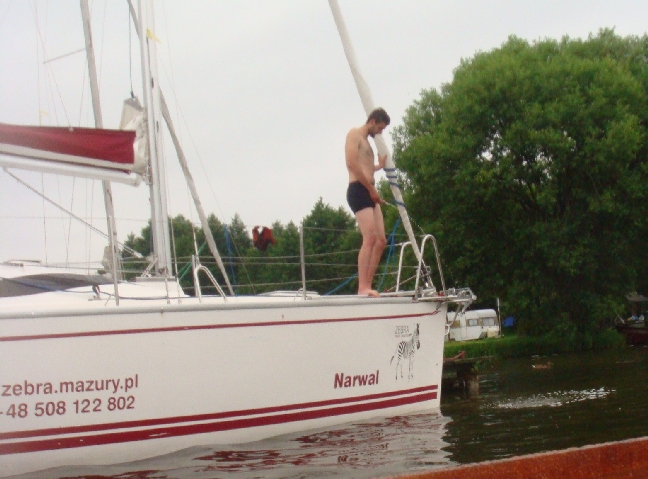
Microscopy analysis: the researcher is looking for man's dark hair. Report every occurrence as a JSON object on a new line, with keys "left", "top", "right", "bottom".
{"left": 367, "top": 107, "right": 390, "bottom": 125}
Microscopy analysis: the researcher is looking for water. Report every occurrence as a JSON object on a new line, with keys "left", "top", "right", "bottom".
{"left": 19, "top": 346, "right": 648, "bottom": 479}
{"left": 442, "top": 345, "right": 648, "bottom": 464}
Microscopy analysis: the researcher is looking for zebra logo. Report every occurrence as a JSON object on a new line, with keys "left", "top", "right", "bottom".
{"left": 390, "top": 323, "right": 420, "bottom": 380}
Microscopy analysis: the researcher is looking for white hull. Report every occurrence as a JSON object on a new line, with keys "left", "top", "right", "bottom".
{"left": 0, "top": 291, "right": 447, "bottom": 476}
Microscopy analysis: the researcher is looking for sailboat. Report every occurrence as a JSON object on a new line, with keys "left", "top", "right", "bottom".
{"left": 0, "top": 1, "right": 473, "bottom": 476}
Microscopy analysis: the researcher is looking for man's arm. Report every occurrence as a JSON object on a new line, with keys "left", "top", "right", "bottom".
{"left": 374, "top": 153, "right": 387, "bottom": 171}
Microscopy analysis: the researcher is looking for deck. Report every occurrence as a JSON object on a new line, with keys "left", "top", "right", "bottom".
{"left": 390, "top": 436, "right": 648, "bottom": 479}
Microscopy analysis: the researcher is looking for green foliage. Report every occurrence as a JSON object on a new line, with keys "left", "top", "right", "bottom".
{"left": 302, "top": 198, "right": 358, "bottom": 294}
{"left": 393, "top": 30, "right": 648, "bottom": 335}
{"left": 123, "top": 213, "right": 246, "bottom": 295}
{"left": 444, "top": 330, "right": 626, "bottom": 359}
{"left": 240, "top": 220, "right": 302, "bottom": 294}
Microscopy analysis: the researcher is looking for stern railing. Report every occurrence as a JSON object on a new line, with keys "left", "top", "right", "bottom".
{"left": 395, "top": 234, "right": 446, "bottom": 297}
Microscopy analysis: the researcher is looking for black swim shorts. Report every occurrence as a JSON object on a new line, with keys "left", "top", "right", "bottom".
{"left": 346, "top": 181, "right": 376, "bottom": 213}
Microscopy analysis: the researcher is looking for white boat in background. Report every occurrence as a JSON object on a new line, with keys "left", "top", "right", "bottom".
{"left": 0, "top": 1, "right": 473, "bottom": 476}
{"left": 446, "top": 309, "right": 501, "bottom": 342}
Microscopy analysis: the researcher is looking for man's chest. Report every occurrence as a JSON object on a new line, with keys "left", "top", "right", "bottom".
{"left": 359, "top": 139, "right": 374, "bottom": 163}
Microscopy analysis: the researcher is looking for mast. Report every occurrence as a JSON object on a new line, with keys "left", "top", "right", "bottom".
{"left": 328, "top": 0, "right": 433, "bottom": 288}
{"left": 138, "top": 0, "right": 173, "bottom": 276}
{"left": 80, "top": 0, "right": 122, "bottom": 302}
{"left": 128, "top": 1, "right": 233, "bottom": 294}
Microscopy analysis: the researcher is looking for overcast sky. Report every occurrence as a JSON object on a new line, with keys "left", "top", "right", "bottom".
{"left": 0, "top": 0, "right": 646, "bottom": 266}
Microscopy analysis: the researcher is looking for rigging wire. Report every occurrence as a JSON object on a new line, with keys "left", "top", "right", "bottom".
{"left": 29, "top": 0, "right": 79, "bottom": 267}
{"left": 54, "top": 175, "right": 70, "bottom": 267}
{"left": 0, "top": 0, "right": 14, "bottom": 30}
{"left": 87, "top": 180, "right": 95, "bottom": 274}
{"left": 97, "top": 0, "right": 107, "bottom": 94}
{"left": 41, "top": 174, "right": 48, "bottom": 264}
{"left": 5, "top": 171, "right": 143, "bottom": 259}
{"left": 156, "top": 60, "right": 229, "bottom": 228}
{"left": 169, "top": 215, "right": 181, "bottom": 286}
{"left": 223, "top": 225, "right": 239, "bottom": 293}
{"left": 65, "top": 177, "right": 76, "bottom": 267}
{"left": 78, "top": 58, "right": 87, "bottom": 125}
{"left": 377, "top": 218, "right": 401, "bottom": 291}
{"left": 29, "top": 1, "right": 70, "bottom": 126}
{"left": 324, "top": 273, "right": 357, "bottom": 295}
{"left": 31, "top": 1, "right": 48, "bottom": 264}
{"left": 152, "top": 11, "right": 255, "bottom": 291}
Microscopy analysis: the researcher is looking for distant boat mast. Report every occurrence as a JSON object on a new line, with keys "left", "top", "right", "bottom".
{"left": 80, "top": 0, "right": 122, "bottom": 300}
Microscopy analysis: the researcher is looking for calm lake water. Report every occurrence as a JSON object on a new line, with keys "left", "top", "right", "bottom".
{"left": 19, "top": 345, "right": 648, "bottom": 479}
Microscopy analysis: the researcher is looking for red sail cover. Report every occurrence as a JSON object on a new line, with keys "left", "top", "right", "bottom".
{"left": 0, "top": 122, "right": 137, "bottom": 170}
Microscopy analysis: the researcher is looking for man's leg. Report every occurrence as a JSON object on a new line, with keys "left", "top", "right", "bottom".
{"left": 366, "top": 204, "right": 387, "bottom": 288}
{"left": 355, "top": 205, "right": 387, "bottom": 296}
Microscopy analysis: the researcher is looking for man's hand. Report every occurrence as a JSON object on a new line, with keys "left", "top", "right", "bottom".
{"left": 369, "top": 185, "right": 386, "bottom": 205}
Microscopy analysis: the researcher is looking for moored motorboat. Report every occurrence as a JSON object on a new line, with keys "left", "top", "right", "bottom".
{"left": 615, "top": 292, "right": 648, "bottom": 345}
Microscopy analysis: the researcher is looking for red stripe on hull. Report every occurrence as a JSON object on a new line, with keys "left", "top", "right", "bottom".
{"left": 0, "top": 385, "right": 438, "bottom": 441}
{"left": 1, "top": 311, "right": 439, "bottom": 342}
{"left": 0, "top": 390, "right": 437, "bottom": 455}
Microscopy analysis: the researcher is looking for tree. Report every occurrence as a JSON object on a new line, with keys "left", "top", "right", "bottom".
{"left": 393, "top": 30, "right": 648, "bottom": 337}
{"left": 123, "top": 214, "right": 235, "bottom": 295}
{"left": 302, "top": 198, "right": 358, "bottom": 294}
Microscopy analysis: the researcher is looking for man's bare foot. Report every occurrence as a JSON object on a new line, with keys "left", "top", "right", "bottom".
{"left": 359, "top": 289, "right": 380, "bottom": 298}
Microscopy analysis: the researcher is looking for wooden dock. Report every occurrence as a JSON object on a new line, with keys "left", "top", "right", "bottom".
{"left": 442, "top": 354, "right": 493, "bottom": 396}
{"left": 387, "top": 436, "right": 648, "bottom": 479}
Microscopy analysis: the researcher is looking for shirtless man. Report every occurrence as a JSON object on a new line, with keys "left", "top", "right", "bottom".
{"left": 345, "top": 108, "right": 390, "bottom": 297}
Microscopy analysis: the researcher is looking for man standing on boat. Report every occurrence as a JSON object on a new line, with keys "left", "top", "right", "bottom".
{"left": 345, "top": 107, "right": 390, "bottom": 297}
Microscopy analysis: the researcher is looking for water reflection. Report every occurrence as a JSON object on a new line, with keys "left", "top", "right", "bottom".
{"left": 26, "top": 413, "right": 452, "bottom": 479}
{"left": 496, "top": 387, "right": 614, "bottom": 409}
